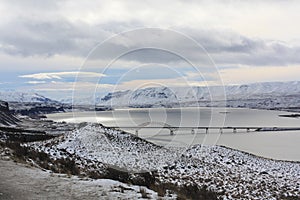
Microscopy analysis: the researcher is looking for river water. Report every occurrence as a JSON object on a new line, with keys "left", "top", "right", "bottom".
{"left": 47, "top": 107, "right": 300, "bottom": 161}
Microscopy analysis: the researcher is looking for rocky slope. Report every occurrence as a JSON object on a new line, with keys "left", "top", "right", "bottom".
{"left": 0, "top": 100, "right": 75, "bottom": 142}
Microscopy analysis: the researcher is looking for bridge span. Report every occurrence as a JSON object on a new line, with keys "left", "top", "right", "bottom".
{"left": 108, "top": 121, "right": 300, "bottom": 136}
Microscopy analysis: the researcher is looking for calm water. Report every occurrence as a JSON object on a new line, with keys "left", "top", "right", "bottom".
{"left": 47, "top": 107, "right": 300, "bottom": 161}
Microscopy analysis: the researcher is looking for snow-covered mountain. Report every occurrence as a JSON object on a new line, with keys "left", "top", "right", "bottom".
{"left": 0, "top": 91, "right": 58, "bottom": 104}
{"left": 97, "top": 81, "right": 300, "bottom": 109}
{"left": 6, "top": 81, "right": 298, "bottom": 109}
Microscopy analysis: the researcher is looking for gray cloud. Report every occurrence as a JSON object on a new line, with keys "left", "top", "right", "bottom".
{"left": 0, "top": 0, "right": 299, "bottom": 68}
{"left": 0, "top": 19, "right": 111, "bottom": 57}
{"left": 86, "top": 28, "right": 300, "bottom": 67}
{"left": 1, "top": 18, "right": 299, "bottom": 67}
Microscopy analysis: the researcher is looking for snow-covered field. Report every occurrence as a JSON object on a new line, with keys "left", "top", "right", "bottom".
{"left": 25, "top": 123, "right": 300, "bottom": 199}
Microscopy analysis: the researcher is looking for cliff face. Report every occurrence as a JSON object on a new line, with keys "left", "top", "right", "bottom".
{"left": 0, "top": 100, "right": 19, "bottom": 126}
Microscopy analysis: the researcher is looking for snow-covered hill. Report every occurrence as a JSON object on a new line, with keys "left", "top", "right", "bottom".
{"left": 0, "top": 91, "right": 58, "bottom": 104}
{"left": 97, "top": 81, "right": 300, "bottom": 110}
{"left": 26, "top": 123, "right": 300, "bottom": 199}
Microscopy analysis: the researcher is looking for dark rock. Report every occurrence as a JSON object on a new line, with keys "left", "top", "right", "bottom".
{"left": 0, "top": 100, "right": 19, "bottom": 126}
{"left": 0, "top": 100, "right": 9, "bottom": 111}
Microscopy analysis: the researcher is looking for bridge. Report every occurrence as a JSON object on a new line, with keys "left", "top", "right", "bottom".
{"left": 108, "top": 121, "right": 300, "bottom": 136}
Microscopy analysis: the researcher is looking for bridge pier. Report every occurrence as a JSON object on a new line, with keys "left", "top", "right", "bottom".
{"left": 246, "top": 128, "right": 250, "bottom": 132}
{"left": 205, "top": 128, "right": 209, "bottom": 134}
{"left": 220, "top": 128, "right": 223, "bottom": 134}
{"left": 233, "top": 128, "right": 237, "bottom": 133}
{"left": 191, "top": 129, "right": 195, "bottom": 134}
{"left": 170, "top": 129, "right": 174, "bottom": 135}
{"left": 135, "top": 130, "right": 139, "bottom": 136}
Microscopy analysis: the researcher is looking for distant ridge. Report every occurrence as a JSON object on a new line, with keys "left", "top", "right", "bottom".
{"left": 97, "top": 81, "right": 300, "bottom": 110}
{"left": 0, "top": 91, "right": 58, "bottom": 104}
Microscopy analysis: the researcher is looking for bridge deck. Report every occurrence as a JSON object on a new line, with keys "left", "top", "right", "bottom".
{"left": 108, "top": 126, "right": 300, "bottom": 131}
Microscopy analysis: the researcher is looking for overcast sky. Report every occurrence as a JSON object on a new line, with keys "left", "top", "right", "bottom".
{"left": 0, "top": 0, "right": 300, "bottom": 100}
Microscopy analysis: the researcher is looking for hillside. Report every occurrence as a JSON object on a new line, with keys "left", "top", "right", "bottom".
{"left": 23, "top": 123, "right": 299, "bottom": 199}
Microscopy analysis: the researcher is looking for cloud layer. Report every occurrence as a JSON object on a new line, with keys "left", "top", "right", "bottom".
{"left": 0, "top": 0, "right": 300, "bottom": 100}
{"left": 0, "top": 0, "right": 299, "bottom": 67}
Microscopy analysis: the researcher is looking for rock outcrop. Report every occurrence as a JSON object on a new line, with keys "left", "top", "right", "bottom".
{"left": 0, "top": 100, "right": 19, "bottom": 126}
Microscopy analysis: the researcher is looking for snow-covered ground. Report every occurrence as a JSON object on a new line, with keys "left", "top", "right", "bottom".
{"left": 25, "top": 123, "right": 300, "bottom": 199}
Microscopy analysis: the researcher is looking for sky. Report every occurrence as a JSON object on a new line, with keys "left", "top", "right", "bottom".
{"left": 0, "top": 0, "right": 300, "bottom": 100}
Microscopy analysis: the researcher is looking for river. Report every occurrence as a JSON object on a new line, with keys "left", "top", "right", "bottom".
{"left": 47, "top": 107, "right": 300, "bottom": 161}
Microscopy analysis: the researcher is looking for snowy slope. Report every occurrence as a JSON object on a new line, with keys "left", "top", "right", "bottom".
{"left": 0, "top": 91, "right": 57, "bottom": 104}
{"left": 29, "top": 123, "right": 177, "bottom": 172}
{"left": 26, "top": 124, "right": 300, "bottom": 199}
